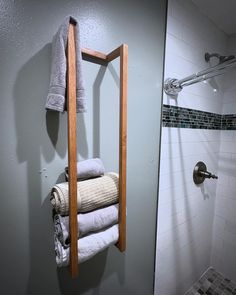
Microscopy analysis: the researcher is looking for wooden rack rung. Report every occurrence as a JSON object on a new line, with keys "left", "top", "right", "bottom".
{"left": 67, "top": 21, "right": 128, "bottom": 278}
{"left": 82, "top": 48, "right": 107, "bottom": 62}
{"left": 107, "top": 47, "right": 121, "bottom": 62}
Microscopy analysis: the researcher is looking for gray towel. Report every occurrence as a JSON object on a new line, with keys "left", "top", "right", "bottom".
{"left": 45, "top": 16, "right": 86, "bottom": 113}
{"left": 65, "top": 158, "right": 105, "bottom": 181}
{"left": 54, "top": 204, "right": 119, "bottom": 247}
{"left": 54, "top": 224, "right": 119, "bottom": 266}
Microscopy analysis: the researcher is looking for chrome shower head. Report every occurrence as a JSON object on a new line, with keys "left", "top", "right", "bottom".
{"left": 205, "top": 52, "right": 235, "bottom": 64}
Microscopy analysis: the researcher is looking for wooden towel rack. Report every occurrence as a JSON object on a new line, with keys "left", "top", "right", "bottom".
{"left": 67, "top": 22, "right": 128, "bottom": 278}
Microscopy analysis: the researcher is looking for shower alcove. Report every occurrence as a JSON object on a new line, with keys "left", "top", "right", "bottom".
{"left": 155, "top": 1, "right": 236, "bottom": 294}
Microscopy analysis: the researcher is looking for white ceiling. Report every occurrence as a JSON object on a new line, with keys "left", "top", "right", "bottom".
{"left": 192, "top": 0, "right": 236, "bottom": 35}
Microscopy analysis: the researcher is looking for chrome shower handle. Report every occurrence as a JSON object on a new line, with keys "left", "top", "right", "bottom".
{"left": 198, "top": 170, "right": 218, "bottom": 179}
{"left": 193, "top": 161, "right": 218, "bottom": 184}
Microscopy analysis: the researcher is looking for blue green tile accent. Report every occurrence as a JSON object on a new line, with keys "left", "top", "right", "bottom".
{"left": 162, "top": 105, "right": 236, "bottom": 130}
{"left": 222, "top": 114, "right": 236, "bottom": 130}
{"left": 185, "top": 267, "right": 236, "bottom": 295}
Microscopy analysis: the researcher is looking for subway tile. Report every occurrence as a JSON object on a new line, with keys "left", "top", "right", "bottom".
{"left": 223, "top": 102, "right": 236, "bottom": 115}
{"left": 223, "top": 227, "right": 236, "bottom": 247}
{"left": 223, "top": 89, "right": 236, "bottom": 104}
{"left": 212, "top": 235, "right": 224, "bottom": 256}
{"left": 166, "top": 35, "right": 205, "bottom": 67}
{"left": 231, "top": 131, "right": 236, "bottom": 142}
{"left": 158, "top": 181, "right": 200, "bottom": 205}
{"left": 220, "top": 142, "right": 236, "bottom": 153}
{"left": 220, "top": 130, "right": 234, "bottom": 142}
{"left": 165, "top": 52, "right": 198, "bottom": 78}
{"left": 166, "top": 16, "right": 184, "bottom": 40}
{"left": 212, "top": 215, "right": 226, "bottom": 238}
{"left": 217, "top": 172, "right": 230, "bottom": 186}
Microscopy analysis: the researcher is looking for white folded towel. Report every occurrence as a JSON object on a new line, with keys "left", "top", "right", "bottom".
{"left": 65, "top": 158, "right": 105, "bottom": 181}
{"left": 55, "top": 224, "right": 119, "bottom": 266}
{"left": 50, "top": 172, "right": 119, "bottom": 215}
{"left": 54, "top": 204, "right": 119, "bottom": 247}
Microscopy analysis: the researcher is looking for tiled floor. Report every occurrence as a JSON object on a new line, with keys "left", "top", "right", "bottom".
{"left": 185, "top": 267, "right": 236, "bottom": 295}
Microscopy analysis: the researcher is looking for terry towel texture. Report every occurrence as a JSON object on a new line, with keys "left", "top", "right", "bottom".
{"left": 50, "top": 172, "right": 119, "bottom": 215}
{"left": 54, "top": 204, "right": 119, "bottom": 247}
{"left": 55, "top": 224, "right": 119, "bottom": 266}
{"left": 65, "top": 158, "right": 105, "bottom": 181}
{"left": 45, "top": 16, "right": 86, "bottom": 113}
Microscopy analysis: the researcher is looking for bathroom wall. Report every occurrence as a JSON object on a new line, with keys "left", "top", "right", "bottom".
{"left": 155, "top": 0, "right": 227, "bottom": 294}
{"left": 0, "top": 0, "right": 167, "bottom": 294}
{"left": 211, "top": 33, "right": 236, "bottom": 281}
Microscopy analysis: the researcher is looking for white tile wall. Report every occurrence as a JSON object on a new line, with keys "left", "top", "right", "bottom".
{"left": 155, "top": 0, "right": 229, "bottom": 294}
{"left": 211, "top": 33, "right": 236, "bottom": 280}
{"left": 163, "top": 0, "right": 226, "bottom": 114}
{"left": 155, "top": 129, "right": 220, "bottom": 295}
{"left": 221, "top": 34, "right": 236, "bottom": 114}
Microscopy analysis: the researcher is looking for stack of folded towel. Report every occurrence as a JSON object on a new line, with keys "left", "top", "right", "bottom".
{"left": 50, "top": 158, "right": 119, "bottom": 266}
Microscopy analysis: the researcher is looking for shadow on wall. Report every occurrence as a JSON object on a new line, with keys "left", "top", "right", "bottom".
{"left": 92, "top": 66, "right": 106, "bottom": 158}
{"left": 14, "top": 44, "right": 58, "bottom": 295}
{"left": 13, "top": 43, "right": 63, "bottom": 294}
{"left": 57, "top": 59, "right": 125, "bottom": 295}
{"left": 13, "top": 44, "right": 125, "bottom": 295}
{"left": 200, "top": 184, "right": 210, "bottom": 200}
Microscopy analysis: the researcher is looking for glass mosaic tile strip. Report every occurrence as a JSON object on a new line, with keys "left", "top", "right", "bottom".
{"left": 162, "top": 104, "right": 236, "bottom": 130}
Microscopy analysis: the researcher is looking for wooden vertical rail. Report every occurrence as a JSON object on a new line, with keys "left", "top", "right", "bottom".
{"left": 67, "top": 23, "right": 78, "bottom": 277}
{"left": 65, "top": 41, "right": 128, "bottom": 277}
{"left": 117, "top": 44, "right": 128, "bottom": 251}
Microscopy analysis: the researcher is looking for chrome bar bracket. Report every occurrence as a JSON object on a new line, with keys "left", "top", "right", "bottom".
{"left": 164, "top": 78, "right": 182, "bottom": 95}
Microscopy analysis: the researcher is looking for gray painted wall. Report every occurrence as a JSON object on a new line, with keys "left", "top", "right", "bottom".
{"left": 0, "top": 0, "right": 166, "bottom": 294}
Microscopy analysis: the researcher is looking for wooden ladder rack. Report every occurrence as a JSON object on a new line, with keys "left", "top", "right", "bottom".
{"left": 67, "top": 22, "right": 128, "bottom": 278}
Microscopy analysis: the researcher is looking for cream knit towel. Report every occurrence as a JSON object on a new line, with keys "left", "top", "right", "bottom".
{"left": 50, "top": 172, "right": 119, "bottom": 215}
